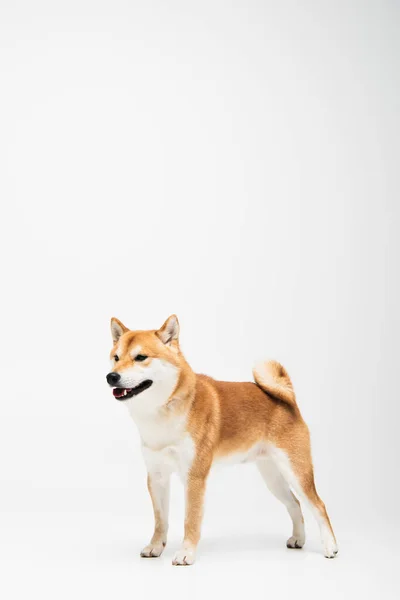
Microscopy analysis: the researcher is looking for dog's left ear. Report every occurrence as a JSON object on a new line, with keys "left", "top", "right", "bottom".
{"left": 111, "top": 317, "right": 128, "bottom": 344}
{"left": 156, "top": 314, "right": 179, "bottom": 345}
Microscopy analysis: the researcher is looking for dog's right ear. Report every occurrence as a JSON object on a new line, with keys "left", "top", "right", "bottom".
{"left": 110, "top": 318, "right": 128, "bottom": 344}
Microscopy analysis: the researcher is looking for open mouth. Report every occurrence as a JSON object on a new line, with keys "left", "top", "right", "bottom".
{"left": 112, "top": 380, "right": 153, "bottom": 400}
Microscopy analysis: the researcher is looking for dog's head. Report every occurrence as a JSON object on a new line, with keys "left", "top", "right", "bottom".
{"left": 106, "top": 315, "right": 182, "bottom": 410}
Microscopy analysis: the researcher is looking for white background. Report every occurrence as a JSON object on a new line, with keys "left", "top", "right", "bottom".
{"left": 1, "top": 1, "right": 399, "bottom": 598}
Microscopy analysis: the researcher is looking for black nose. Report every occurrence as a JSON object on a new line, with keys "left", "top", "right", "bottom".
{"left": 107, "top": 372, "right": 121, "bottom": 385}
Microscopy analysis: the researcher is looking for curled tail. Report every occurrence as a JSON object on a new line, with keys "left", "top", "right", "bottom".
{"left": 253, "top": 360, "right": 297, "bottom": 408}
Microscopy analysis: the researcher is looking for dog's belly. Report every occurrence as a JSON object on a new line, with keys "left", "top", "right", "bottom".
{"left": 213, "top": 442, "right": 269, "bottom": 467}
{"left": 142, "top": 439, "right": 270, "bottom": 478}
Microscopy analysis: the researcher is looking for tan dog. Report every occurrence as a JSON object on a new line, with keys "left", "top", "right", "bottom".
{"left": 106, "top": 315, "right": 338, "bottom": 566}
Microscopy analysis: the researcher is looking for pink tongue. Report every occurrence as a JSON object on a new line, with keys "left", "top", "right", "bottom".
{"left": 113, "top": 388, "right": 132, "bottom": 398}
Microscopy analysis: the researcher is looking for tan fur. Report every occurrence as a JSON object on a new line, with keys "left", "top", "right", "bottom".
{"left": 108, "top": 315, "right": 337, "bottom": 564}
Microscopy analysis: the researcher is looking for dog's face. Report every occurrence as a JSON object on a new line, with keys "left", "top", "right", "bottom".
{"left": 107, "top": 315, "right": 181, "bottom": 411}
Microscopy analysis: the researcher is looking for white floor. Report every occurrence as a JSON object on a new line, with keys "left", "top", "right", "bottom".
{"left": 0, "top": 407, "right": 398, "bottom": 600}
{"left": 0, "top": 488, "right": 397, "bottom": 600}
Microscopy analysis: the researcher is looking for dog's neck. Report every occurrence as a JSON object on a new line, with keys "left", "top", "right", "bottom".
{"left": 165, "top": 354, "right": 197, "bottom": 413}
{"left": 126, "top": 352, "right": 197, "bottom": 450}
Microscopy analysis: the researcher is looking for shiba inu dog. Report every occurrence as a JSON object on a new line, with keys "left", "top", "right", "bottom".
{"left": 106, "top": 315, "right": 338, "bottom": 566}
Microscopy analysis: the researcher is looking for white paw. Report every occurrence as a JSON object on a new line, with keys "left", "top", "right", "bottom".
{"left": 287, "top": 535, "right": 305, "bottom": 549}
{"left": 140, "top": 541, "right": 166, "bottom": 558}
{"left": 172, "top": 546, "right": 196, "bottom": 566}
{"left": 324, "top": 540, "right": 339, "bottom": 559}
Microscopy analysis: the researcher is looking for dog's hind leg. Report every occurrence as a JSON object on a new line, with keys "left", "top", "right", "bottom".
{"left": 291, "top": 472, "right": 338, "bottom": 558}
{"left": 257, "top": 458, "right": 305, "bottom": 549}
{"left": 269, "top": 444, "right": 338, "bottom": 558}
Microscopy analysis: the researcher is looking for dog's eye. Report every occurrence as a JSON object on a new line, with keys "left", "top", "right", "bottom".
{"left": 135, "top": 354, "right": 148, "bottom": 362}
{"left": 114, "top": 355, "right": 119, "bottom": 362}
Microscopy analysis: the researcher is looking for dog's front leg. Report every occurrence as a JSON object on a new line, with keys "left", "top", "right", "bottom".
{"left": 140, "top": 471, "right": 170, "bottom": 558}
{"left": 172, "top": 472, "right": 208, "bottom": 566}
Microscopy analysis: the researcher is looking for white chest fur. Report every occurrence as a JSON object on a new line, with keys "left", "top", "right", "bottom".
{"left": 142, "top": 435, "right": 195, "bottom": 482}
{"left": 126, "top": 404, "right": 195, "bottom": 481}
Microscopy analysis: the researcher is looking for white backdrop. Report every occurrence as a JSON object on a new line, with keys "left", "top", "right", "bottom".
{"left": 1, "top": 1, "right": 399, "bottom": 599}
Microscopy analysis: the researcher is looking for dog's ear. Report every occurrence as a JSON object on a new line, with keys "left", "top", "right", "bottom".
{"left": 156, "top": 314, "right": 179, "bottom": 345}
{"left": 110, "top": 317, "right": 128, "bottom": 344}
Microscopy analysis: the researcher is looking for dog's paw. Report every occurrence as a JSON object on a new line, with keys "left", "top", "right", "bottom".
{"left": 286, "top": 535, "right": 305, "bottom": 549}
{"left": 324, "top": 540, "right": 339, "bottom": 559}
{"left": 172, "top": 546, "right": 196, "bottom": 566}
{"left": 140, "top": 541, "right": 166, "bottom": 558}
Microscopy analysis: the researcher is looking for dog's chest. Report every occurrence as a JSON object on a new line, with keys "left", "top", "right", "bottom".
{"left": 142, "top": 436, "right": 195, "bottom": 480}
{"left": 133, "top": 413, "right": 195, "bottom": 479}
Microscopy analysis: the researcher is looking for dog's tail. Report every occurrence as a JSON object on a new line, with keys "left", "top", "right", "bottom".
{"left": 253, "top": 360, "right": 297, "bottom": 408}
